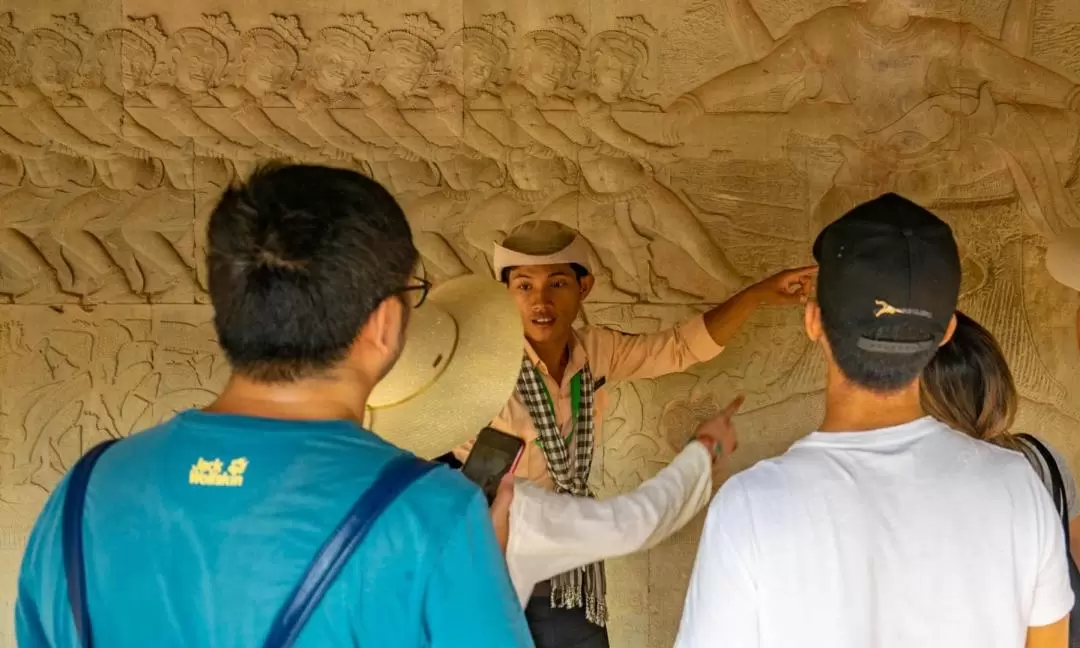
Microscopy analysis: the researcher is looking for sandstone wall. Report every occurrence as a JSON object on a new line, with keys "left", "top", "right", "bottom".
{"left": 1, "top": 0, "right": 1079, "bottom": 645}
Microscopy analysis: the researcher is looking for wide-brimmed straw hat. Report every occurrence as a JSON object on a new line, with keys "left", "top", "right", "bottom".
{"left": 365, "top": 274, "right": 524, "bottom": 459}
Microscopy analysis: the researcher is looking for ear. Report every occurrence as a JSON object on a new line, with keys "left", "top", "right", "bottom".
{"left": 579, "top": 274, "right": 595, "bottom": 300}
{"left": 357, "top": 296, "right": 407, "bottom": 358}
{"left": 939, "top": 313, "right": 958, "bottom": 347}
{"left": 804, "top": 301, "right": 823, "bottom": 342}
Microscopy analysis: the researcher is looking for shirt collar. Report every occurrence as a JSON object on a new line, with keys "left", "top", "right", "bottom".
{"left": 524, "top": 331, "right": 588, "bottom": 386}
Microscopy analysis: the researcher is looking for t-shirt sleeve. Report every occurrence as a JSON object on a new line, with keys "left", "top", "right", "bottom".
{"left": 674, "top": 475, "right": 759, "bottom": 648}
{"left": 424, "top": 488, "right": 534, "bottom": 648}
{"left": 1028, "top": 465, "right": 1076, "bottom": 627}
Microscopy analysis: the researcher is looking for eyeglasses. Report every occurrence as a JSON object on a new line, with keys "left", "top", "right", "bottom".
{"left": 398, "top": 276, "right": 431, "bottom": 308}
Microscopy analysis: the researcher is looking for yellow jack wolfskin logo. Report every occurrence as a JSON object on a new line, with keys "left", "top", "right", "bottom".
{"left": 189, "top": 457, "right": 248, "bottom": 487}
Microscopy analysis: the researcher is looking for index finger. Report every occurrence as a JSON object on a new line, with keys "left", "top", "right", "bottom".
{"left": 722, "top": 394, "right": 746, "bottom": 420}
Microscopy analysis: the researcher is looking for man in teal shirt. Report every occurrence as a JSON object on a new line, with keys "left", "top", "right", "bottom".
{"left": 15, "top": 164, "right": 534, "bottom": 647}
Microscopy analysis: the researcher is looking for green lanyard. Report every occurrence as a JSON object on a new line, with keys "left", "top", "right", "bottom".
{"left": 534, "top": 369, "right": 581, "bottom": 447}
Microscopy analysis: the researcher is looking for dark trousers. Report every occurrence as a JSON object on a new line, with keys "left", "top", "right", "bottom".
{"left": 525, "top": 583, "right": 610, "bottom": 648}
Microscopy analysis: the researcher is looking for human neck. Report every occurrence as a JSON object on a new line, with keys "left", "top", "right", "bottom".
{"left": 205, "top": 370, "right": 373, "bottom": 425}
{"left": 819, "top": 364, "right": 926, "bottom": 432}
{"left": 864, "top": 0, "right": 911, "bottom": 30}
{"left": 528, "top": 334, "right": 571, "bottom": 384}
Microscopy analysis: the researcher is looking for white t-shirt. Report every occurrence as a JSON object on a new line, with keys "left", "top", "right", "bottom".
{"left": 506, "top": 441, "right": 713, "bottom": 605}
{"left": 675, "top": 417, "right": 1074, "bottom": 648}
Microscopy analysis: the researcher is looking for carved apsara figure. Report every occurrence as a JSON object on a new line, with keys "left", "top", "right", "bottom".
{"left": 145, "top": 23, "right": 265, "bottom": 179}
{"left": 76, "top": 21, "right": 211, "bottom": 297}
{"left": 493, "top": 15, "right": 744, "bottom": 300}
{"left": 289, "top": 15, "right": 409, "bottom": 178}
{"left": 402, "top": 13, "right": 521, "bottom": 279}
{"left": 10, "top": 20, "right": 167, "bottom": 298}
{"left": 350, "top": 13, "right": 473, "bottom": 279}
{"left": 210, "top": 14, "right": 324, "bottom": 164}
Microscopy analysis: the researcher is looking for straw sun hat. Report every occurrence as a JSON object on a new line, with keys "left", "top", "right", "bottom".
{"left": 365, "top": 274, "right": 524, "bottom": 459}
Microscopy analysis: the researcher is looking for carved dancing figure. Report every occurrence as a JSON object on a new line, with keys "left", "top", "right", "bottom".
{"left": 402, "top": 13, "right": 522, "bottom": 279}
{"left": 209, "top": 14, "right": 324, "bottom": 164}
{"left": 351, "top": 13, "right": 474, "bottom": 278}
{"left": 496, "top": 16, "right": 744, "bottom": 300}
{"left": 76, "top": 20, "right": 215, "bottom": 296}
{"left": 10, "top": 20, "right": 166, "bottom": 298}
{"left": 144, "top": 24, "right": 266, "bottom": 180}
{"left": 350, "top": 12, "right": 448, "bottom": 195}
{"left": 289, "top": 15, "right": 412, "bottom": 180}
{"left": 669, "top": 0, "right": 1080, "bottom": 237}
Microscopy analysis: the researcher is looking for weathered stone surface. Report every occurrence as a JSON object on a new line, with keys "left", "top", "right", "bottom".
{"left": 1, "top": 1, "right": 1079, "bottom": 645}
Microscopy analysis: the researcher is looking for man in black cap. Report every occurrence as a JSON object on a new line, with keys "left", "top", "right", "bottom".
{"left": 674, "top": 193, "right": 1073, "bottom": 647}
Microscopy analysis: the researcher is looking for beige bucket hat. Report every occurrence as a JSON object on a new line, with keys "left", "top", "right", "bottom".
{"left": 364, "top": 274, "right": 524, "bottom": 459}
{"left": 492, "top": 220, "right": 592, "bottom": 279}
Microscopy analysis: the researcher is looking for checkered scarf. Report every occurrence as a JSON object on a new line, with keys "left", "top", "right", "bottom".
{"left": 516, "top": 354, "right": 608, "bottom": 626}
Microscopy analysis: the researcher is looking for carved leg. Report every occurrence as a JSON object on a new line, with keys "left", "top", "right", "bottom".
{"left": 0, "top": 188, "right": 53, "bottom": 297}
{"left": 637, "top": 183, "right": 745, "bottom": 295}
{"left": 20, "top": 189, "right": 122, "bottom": 297}
{"left": 86, "top": 189, "right": 192, "bottom": 296}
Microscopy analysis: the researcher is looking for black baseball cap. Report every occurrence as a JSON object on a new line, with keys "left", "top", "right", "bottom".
{"left": 813, "top": 193, "right": 960, "bottom": 355}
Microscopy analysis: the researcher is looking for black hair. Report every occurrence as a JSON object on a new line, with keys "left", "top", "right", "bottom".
{"left": 499, "top": 263, "right": 589, "bottom": 284}
{"left": 821, "top": 312, "right": 945, "bottom": 394}
{"left": 206, "top": 163, "right": 418, "bottom": 382}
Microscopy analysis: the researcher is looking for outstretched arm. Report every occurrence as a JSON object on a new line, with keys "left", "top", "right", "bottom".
{"left": 504, "top": 441, "right": 713, "bottom": 601}
{"left": 959, "top": 28, "right": 1078, "bottom": 109}
{"left": 585, "top": 267, "right": 815, "bottom": 383}
{"left": 667, "top": 36, "right": 814, "bottom": 115}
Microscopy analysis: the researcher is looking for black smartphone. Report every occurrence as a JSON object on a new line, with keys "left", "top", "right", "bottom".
{"left": 461, "top": 427, "right": 525, "bottom": 505}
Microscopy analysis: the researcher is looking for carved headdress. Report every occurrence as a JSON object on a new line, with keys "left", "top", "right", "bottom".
{"left": 20, "top": 14, "right": 89, "bottom": 92}
{"left": 438, "top": 12, "right": 515, "bottom": 90}
{"left": 518, "top": 14, "right": 587, "bottom": 94}
{"left": 369, "top": 11, "right": 443, "bottom": 89}
{"left": 300, "top": 13, "right": 377, "bottom": 92}
{"left": 164, "top": 18, "right": 230, "bottom": 93}
{"left": 588, "top": 15, "right": 658, "bottom": 101}
{"left": 225, "top": 14, "right": 307, "bottom": 92}
{"left": 82, "top": 17, "right": 163, "bottom": 92}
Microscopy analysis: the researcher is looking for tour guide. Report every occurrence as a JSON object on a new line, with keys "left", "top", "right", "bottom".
{"left": 457, "top": 220, "right": 815, "bottom": 647}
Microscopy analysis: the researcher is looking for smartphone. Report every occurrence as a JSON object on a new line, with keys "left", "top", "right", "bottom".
{"left": 461, "top": 427, "right": 525, "bottom": 505}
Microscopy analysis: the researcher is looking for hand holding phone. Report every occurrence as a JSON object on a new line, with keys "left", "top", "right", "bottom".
{"left": 461, "top": 427, "right": 524, "bottom": 505}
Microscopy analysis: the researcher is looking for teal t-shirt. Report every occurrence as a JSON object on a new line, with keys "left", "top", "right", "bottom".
{"left": 15, "top": 410, "right": 533, "bottom": 648}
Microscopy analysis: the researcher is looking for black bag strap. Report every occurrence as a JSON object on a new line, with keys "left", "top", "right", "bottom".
{"left": 260, "top": 454, "right": 438, "bottom": 648}
{"left": 1017, "top": 434, "right": 1071, "bottom": 544}
{"left": 62, "top": 439, "right": 120, "bottom": 648}
{"left": 62, "top": 442, "right": 437, "bottom": 648}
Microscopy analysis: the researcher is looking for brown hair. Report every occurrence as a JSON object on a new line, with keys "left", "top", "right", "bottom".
{"left": 920, "top": 311, "right": 1019, "bottom": 448}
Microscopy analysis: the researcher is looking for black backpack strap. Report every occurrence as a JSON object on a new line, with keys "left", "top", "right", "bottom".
{"left": 261, "top": 454, "right": 439, "bottom": 648}
{"left": 1017, "top": 434, "right": 1070, "bottom": 542}
{"left": 62, "top": 439, "right": 121, "bottom": 648}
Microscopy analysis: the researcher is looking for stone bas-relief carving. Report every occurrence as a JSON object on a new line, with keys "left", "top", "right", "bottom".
{"left": 1, "top": 3, "right": 1079, "bottom": 648}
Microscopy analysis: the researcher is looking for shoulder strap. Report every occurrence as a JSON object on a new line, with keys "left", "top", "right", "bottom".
{"left": 62, "top": 439, "right": 121, "bottom": 648}
{"left": 261, "top": 454, "right": 439, "bottom": 648}
{"left": 1017, "top": 434, "right": 1070, "bottom": 542}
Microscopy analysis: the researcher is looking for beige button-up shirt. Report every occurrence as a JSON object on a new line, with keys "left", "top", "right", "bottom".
{"left": 457, "top": 315, "right": 724, "bottom": 489}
